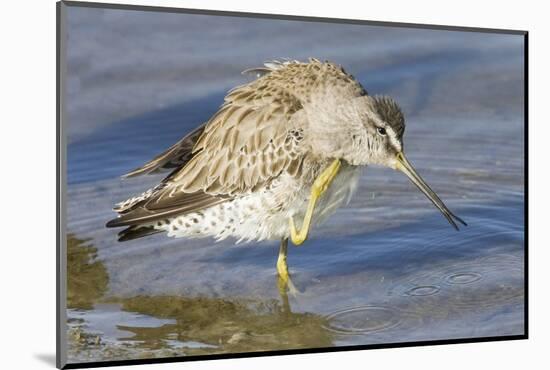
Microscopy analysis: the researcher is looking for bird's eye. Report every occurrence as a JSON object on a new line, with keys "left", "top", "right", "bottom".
{"left": 377, "top": 127, "right": 387, "bottom": 136}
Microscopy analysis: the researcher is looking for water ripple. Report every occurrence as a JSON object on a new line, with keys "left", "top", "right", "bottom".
{"left": 323, "top": 306, "right": 401, "bottom": 335}
{"left": 388, "top": 253, "right": 523, "bottom": 314}
{"left": 444, "top": 272, "right": 482, "bottom": 285}
{"left": 404, "top": 285, "right": 441, "bottom": 297}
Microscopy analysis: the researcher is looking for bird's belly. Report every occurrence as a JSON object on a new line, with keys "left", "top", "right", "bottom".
{"left": 159, "top": 164, "right": 362, "bottom": 243}
{"left": 235, "top": 162, "right": 362, "bottom": 242}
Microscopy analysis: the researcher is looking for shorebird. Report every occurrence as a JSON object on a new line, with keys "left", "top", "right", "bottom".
{"left": 106, "top": 59, "right": 466, "bottom": 289}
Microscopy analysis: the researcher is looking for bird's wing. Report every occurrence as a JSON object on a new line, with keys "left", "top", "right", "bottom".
{"left": 107, "top": 103, "right": 304, "bottom": 227}
{"left": 107, "top": 59, "right": 368, "bottom": 229}
{"left": 172, "top": 59, "right": 366, "bottom": 195}
{"left": 106, "top": 187, "right": 230, "bottom": 227}
{"left": 107, "top": 62, "right": 311, "bottom": 228}
{"left": 122, "top": 123, "right": 206, "bottom": 178}
{"left": 166, "top": 68, "right": 309, "bottom": 196}
{"left": 173, "top": 91, "right": 303, "bottom": 195}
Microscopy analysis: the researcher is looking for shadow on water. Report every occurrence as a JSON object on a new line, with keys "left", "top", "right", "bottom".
{"left": 67, "top": 235, "right": 109, "bottom": 310}
{"left": 111, "top": 294, "right": 332, "bottom": 355}
{"left": 66, "top": 235, "right": 334, "bottom": 363}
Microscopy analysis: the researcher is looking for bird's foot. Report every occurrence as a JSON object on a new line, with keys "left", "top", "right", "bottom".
{"left": 289, "top": 159, "right": 341, "bottom": 246}
{"left": 276, "top": 238, "right": 300, "bottom": 296}
{"left": 277, "top": 273, "right": 300, "bottom": 297}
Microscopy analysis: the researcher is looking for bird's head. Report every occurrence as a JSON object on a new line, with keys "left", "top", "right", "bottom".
{"left": 337, "top": 95, "right": 467, "bottom": 230}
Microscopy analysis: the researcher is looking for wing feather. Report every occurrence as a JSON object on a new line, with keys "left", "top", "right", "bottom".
{"left": 106, "top": 189, "right": 229, "bottom": 227}
{"left": 123, "top": 124, "right": 205, "bottom": 178}
{"left": 108, "top": 59, "right": 363, "bottom": 230}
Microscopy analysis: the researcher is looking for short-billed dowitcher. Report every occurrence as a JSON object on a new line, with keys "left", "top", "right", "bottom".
{"left": 106, "top": 59, "right": 466, "bottom": 288}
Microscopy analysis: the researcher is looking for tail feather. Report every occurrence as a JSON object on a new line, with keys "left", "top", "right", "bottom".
{"left": 117, "top": 225, "right": 163, "bottom": 242}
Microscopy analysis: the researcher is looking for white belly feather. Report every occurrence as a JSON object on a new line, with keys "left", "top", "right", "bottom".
{"left": 153, "top": 163, "right": 362, "bottom": 243}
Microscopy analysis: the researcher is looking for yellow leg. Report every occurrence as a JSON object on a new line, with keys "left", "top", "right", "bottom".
{"left": 276, "top": 238, "right": 299, "bottom": 295}
{"left": 276, "top": 238, "right": 289, "bottom": 283}
{"left": 289, "top": 159, "right": 341, "bottom": 245}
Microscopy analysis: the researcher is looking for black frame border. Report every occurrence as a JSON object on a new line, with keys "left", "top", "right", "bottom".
{"left": 56, "top": 1, "right": 529, "bottom": 368}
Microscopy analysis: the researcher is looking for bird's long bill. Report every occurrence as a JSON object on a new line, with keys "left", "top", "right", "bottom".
{"left": 395, "top": 152, "right": 467, "bottom": 230}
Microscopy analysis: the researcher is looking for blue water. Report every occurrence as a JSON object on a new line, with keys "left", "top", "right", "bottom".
{"left": 64, "top": 6, "right": 525, "bottom": 363}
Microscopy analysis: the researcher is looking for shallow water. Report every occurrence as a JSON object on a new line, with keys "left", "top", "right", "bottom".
{"left": 64, "top": 7, "right": 525, "bottom": 364}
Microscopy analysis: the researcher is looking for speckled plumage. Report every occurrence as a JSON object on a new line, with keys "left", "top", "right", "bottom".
{"left": 106, "top": 59, "right": 407, "bottom": 242}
